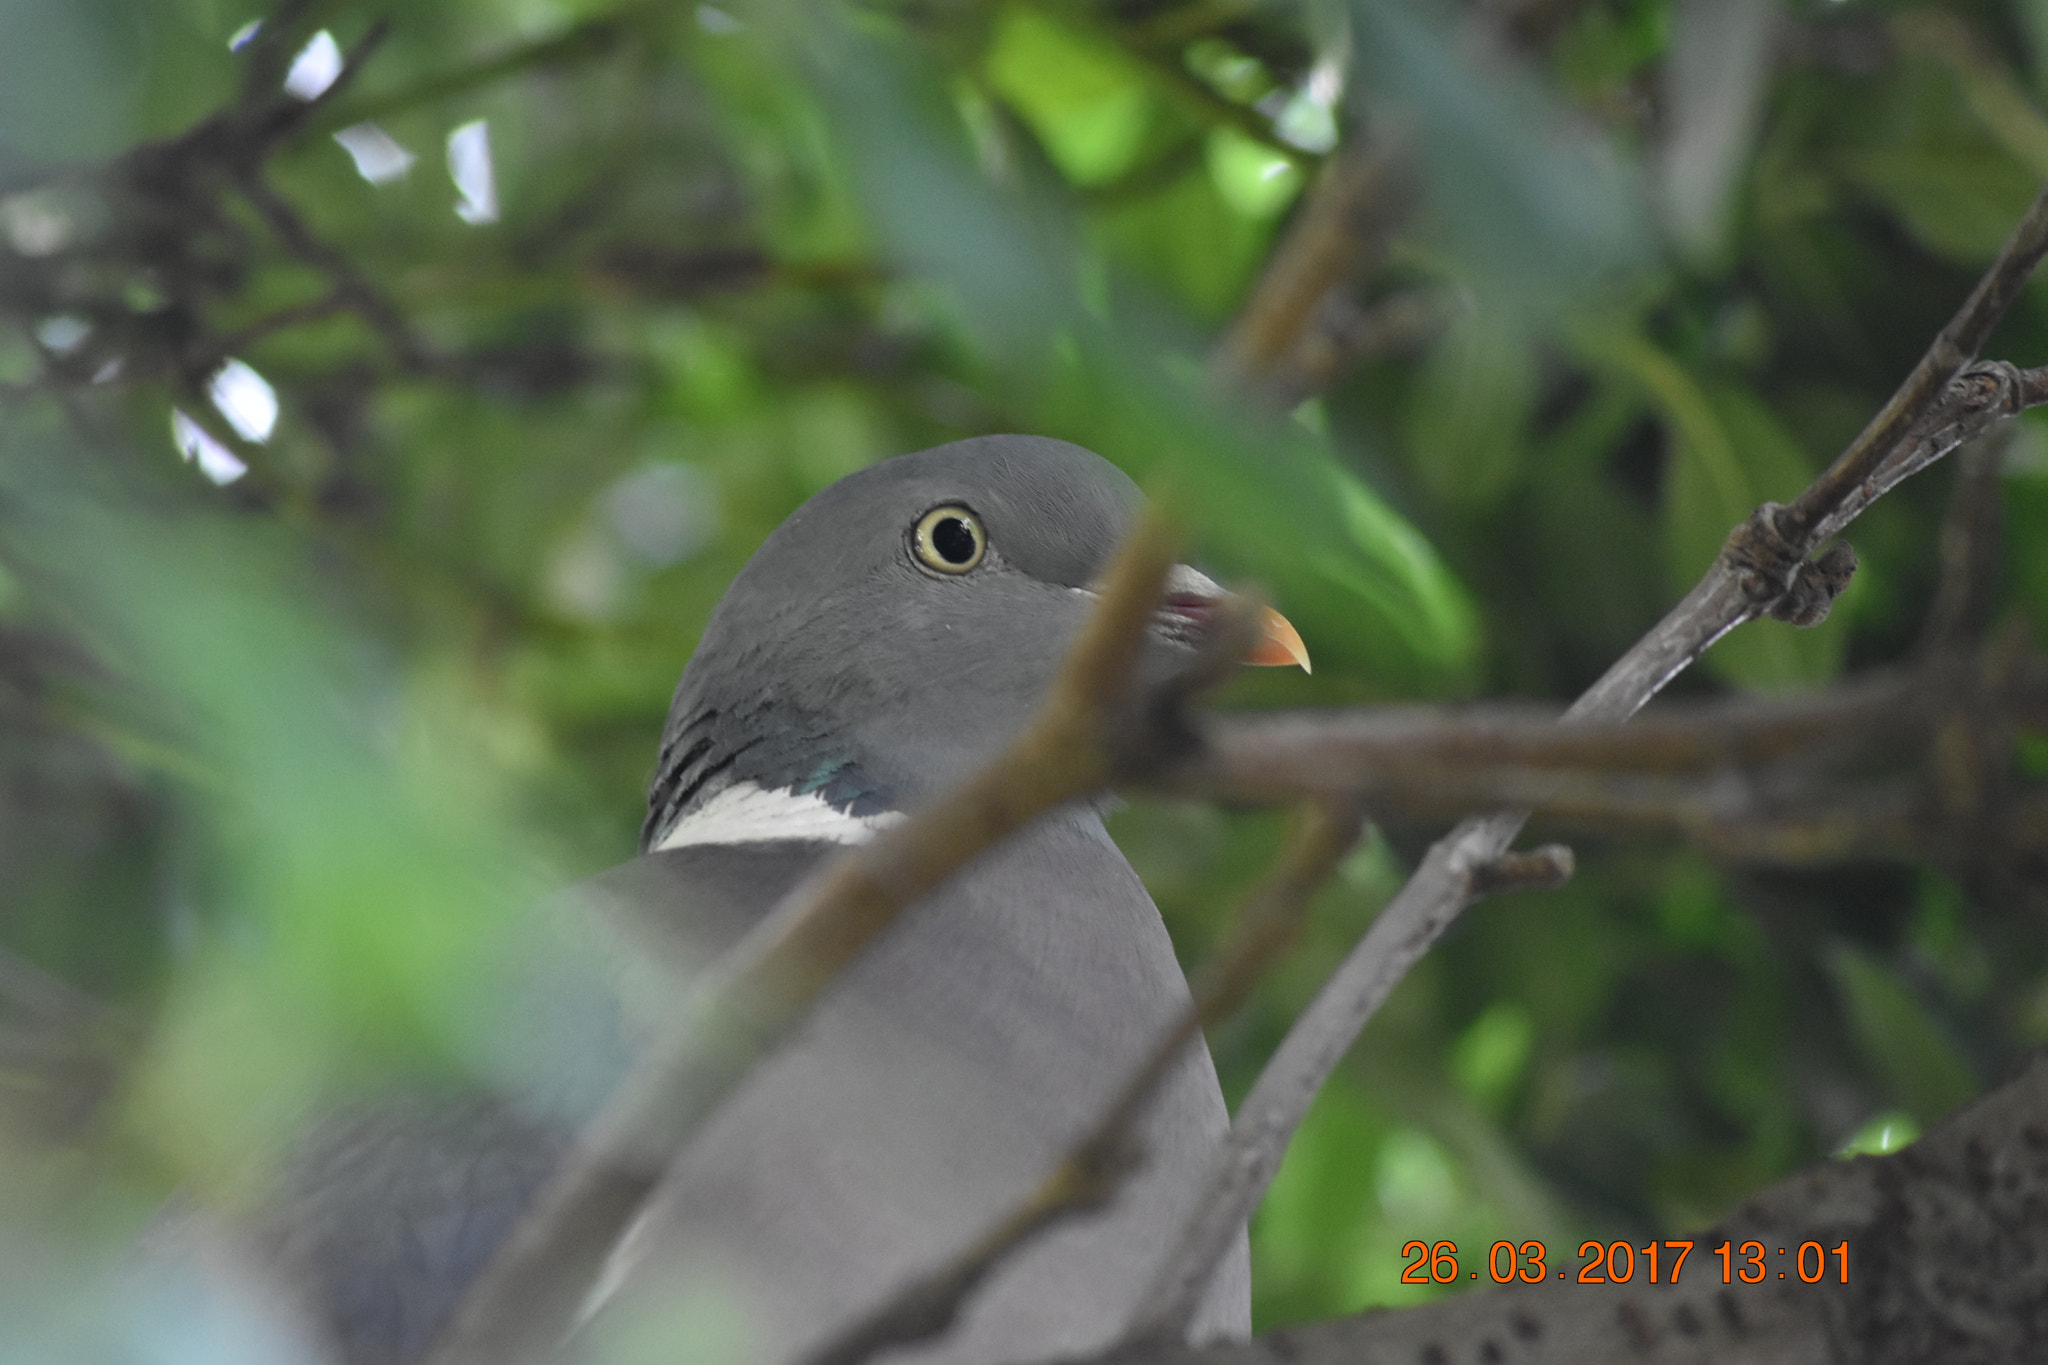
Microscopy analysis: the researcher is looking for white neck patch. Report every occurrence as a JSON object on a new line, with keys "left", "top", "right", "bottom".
{"left": 652, "top": 780, "right": 904, "bottom": 851}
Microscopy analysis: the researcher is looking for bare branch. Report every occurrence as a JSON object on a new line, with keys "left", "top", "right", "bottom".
{"left": 1784, "top": 186, "right": 2048, "bottom": 542}
{"left": 1469, "top": 844, "right": 1574, "bottom": 896}
{"left": 0, "top": 13, "right": 408, "bottom": 399}
{"left": 1132, "top": 191, "right": 2048, "bottom": 1337}
{"left": 1126, "top": 807, "right": 1519, "bottom": 1335}
{"left": 236, "top": 177, "right": 437, "bottom": 374}
{"left": 1580, "top": 359, "right": 2048, "bottom": 718}
{"left": 1142, "top": 654, "right": 2048, "bottom": 870}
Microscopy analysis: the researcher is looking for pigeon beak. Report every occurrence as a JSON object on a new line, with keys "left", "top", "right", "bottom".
{"left": 1120, "top": 565, "right": 1311, "bottom": 674}
{"left": 1245, "top": 604, "right": 1311, "bottom": 673}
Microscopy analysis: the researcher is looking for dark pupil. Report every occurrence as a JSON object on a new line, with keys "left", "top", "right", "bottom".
{"left": 931, "top": 517, "right": 977, "bottom": 564}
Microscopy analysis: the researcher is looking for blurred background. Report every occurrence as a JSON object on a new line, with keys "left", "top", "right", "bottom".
{"left": 4, "top": 0, "right": 2048, "bottom": 1354}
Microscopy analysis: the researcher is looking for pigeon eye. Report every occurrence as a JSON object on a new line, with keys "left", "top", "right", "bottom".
{"left": 912, "top": 505, "right": 986, "bottom": 573}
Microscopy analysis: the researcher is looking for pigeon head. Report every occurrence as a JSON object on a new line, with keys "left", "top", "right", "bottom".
{"left": 642, "top": 435, "right": 1302, "bottom": 849}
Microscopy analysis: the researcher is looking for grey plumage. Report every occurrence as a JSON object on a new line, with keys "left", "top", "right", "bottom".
{"left": 645, "top": 434, "right": 1152, "bottom": 839}
{"left": 252, "top": 435, "right": 1251, "bottom": 1363}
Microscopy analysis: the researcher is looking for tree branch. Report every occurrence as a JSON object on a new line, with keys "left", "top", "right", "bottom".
{"left": 236, "top": 176, "right": 437, "bottom": 374}
{"left": 1130, "top": 188, "right": 2048, "bottom": 1337}
{"left": 1152, "top": 652, "right": 2048, "bottom": 869}
{"left": 1091, "top": 1050, "right": 2048, "bottom": 1365}
{"left": 1784, "top": 186, "right": 2048, "bottom": 543}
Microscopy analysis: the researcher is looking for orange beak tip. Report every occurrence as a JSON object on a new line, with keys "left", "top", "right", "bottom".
{"left": 1247, "top": 605, "right": 1311, "bottom": 673}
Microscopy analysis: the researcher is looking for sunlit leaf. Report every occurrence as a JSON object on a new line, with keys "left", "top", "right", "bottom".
{"left": 1206, "top": 126, "right": 1303, "bottom": 219}
{"left": 985, "top": 5, "right": 1154, "bottom": 186}
{"left": 1835, "top": 1109, "right": 1920, "bottom": 1157}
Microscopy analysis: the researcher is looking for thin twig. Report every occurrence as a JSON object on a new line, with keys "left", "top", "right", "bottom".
{"left": 1128, "top": 190, "right": 2048, "bottom": 1338}
{"left": 423, "top": 514, "right": 1184, "bottom": 1365}
{"left": 1202, "top": 0, "right": 1584, "bottom": 405}
{"left": 205, "top": 290, "right": 353, "bottom": 362}
{"left": 237, "top": 176, "right": 436, "bottom": 373}
{"left": 232, "top": 0, "right": 326, "bottom": 105}
{"left": 800, "top": 800, "right": 1369, "bottom": 1365}
{"left": 1784, "top": 186, "right": 2048, "bottom": 541}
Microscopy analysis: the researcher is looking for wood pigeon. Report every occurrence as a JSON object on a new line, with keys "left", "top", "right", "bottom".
{"left": 248, "top": 434, "right": 1308, "bottom": 1365}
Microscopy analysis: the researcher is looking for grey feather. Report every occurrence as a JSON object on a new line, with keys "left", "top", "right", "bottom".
{"left": 238, "top": 435, "right": 1249, "bottom": 1363}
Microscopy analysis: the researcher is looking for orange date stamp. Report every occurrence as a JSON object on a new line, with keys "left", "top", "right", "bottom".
{"left": 1399, "top": 1239, "right": 1850, "bottom": 1286}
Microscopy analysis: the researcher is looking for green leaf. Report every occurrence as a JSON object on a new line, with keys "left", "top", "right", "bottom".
{"left": 1254, "top": 1082, "right": 1380, "bottom": 1286}
{"left": 809, "top": 15, "right": 1481, "bottom": 690}
{"left": 1452, "top": 1002, "right": 1535, "bottom": 1111}
{"left": 1349, "top": 0, "right": 1651, "bottom": 315}
{"left": 1826, "top": 943, "right": 1976, "bottom": 1124}
{"left": 1097, "top": 162, "right": 1269, "bottom": 318}
{"left": 1837, "top": 51, "right": 2043, "bottom": 265}
{"left": 1846, "top": 141, "right": 2042, "bottom": 265}
{"left": 985, "top": 5, "right": 1154, "bottom": 186}
{"left": 1053, "top": 341, "right": 1483, "bottom": 689}
{"left": 2, "top": 470, "right": 552, "bottom": 1196}
{"left": 1835, "top": 1110, "right": 1920, "bottom": 1157}
{"left": 1552, "top": 0, "right": 1671, "bottom": 98}
{"left": 1205, "top": 125, "right": 1303, "bottom": 220}
{"left": 1405, "top": 307, "right": 1539, "bottom": 511}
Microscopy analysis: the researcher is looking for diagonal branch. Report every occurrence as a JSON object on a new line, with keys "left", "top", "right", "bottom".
{"left": 1784, "top": 186, "right": 2048, "bottom": 543}
{"left": 236, "top": 176, "right": 436, "bottom": 373}
{"left": 1127, "top": 186, "right": 2048, "bottom": 1338}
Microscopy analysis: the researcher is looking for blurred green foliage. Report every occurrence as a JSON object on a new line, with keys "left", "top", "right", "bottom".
{"left": 5, "top": 0, "right": 2048, "bottom": 1352}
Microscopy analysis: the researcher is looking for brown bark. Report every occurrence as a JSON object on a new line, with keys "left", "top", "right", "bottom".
{"left": 1093, "top": 1052, "right": 2048, "bottom": 1365}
